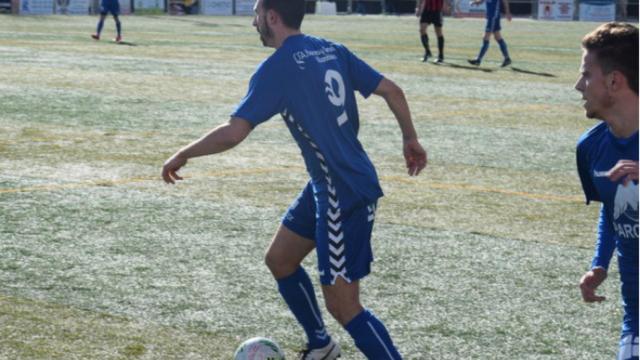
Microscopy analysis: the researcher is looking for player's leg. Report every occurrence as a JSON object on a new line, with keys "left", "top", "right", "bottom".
{"left": 493, "top": 30, "right": 511, "bottom": 67}
{"left": 322, "top": 279, "right": 402, "bottom": 359}
{"left": 113, "top": 14, "right": 122, "bottom": 42}
{"left": 265, "top": 185, "right": 334, "bottom": 354}
{"left": 317, "top": 200, "right": 401, "bottom": 359}
{"left": 434, "top": 14, "right": 444, "bottom": 62}
{"left": 92, "top": 13, "right": 107, "bottom": 40}
{"left": 419, "top": 21, "right": 431, "bottom": 61}
{"left": 469, "top": 30, "right": 491, "bottom": 65}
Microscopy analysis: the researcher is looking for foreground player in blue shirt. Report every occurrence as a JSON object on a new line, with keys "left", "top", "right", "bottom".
{"left": 467, "top": 0, "right": 511, "bottom": 67}
{"left": 161, "top": 0, "right": 427, "bottom": 358}
{"left": 575, "top": 22, "right": 638, "bottom": 360}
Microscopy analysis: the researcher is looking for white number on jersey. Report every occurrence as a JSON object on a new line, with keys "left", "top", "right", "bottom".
{"left": 324, "top": 69, "right": 348, "bottom": 126}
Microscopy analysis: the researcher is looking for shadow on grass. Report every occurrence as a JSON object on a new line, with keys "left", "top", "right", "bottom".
{"left": 438, "top": 61, "right": 495, "bottom": 73}
{"left": 429, "top": 60, "right": 556, "bottom": 77}
{"left": 510, "top": 67, "right": 556, "bottom": 77}
{"left": 146, "top": 15, "right": 244, "bottom": 28}
{"left": 115, "top": 41, "right": 137, "bottom": 46}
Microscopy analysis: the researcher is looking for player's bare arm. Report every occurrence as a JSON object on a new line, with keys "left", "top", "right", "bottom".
{"left": 579, "top": 267, "right": 608, "bottom": 302}
{"left": 162, "top": 117, "right": 253, "bottom": 184}
{"left": 502, "top": 0, "right": 512, "bottom": 21}
{"left": 608, "top": 160, "right": 639, "bottom": 185}
{"left": 373, "top": 77, "right": 427, "bottom": 176}
{"left": 470, "top": 0, "right": 484, "bottom": 6}
{"left": 415, "top": 0, "right": 424, "bottom": 16}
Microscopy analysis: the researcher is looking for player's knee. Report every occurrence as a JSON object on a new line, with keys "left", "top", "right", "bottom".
{"left": 324, "top": 297, "right": 362, "bottom": 326}
{"left": 264, "top": 251, "right": 295, "bottom": 278}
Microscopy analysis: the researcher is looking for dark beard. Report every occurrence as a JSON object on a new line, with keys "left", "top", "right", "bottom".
{"left": 258, "top": 22, "right": 273, "bottom": 47}
{"left": 586, "top": 93, "right": 615, "bottom": 119}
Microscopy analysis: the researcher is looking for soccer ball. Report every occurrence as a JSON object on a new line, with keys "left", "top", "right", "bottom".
{"left": 233, "top": 337, "right": 286, "bottom": 360}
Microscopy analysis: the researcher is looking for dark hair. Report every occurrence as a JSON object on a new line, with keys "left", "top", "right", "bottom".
{"left": 262, "top": 0, "right": 306, "bottom": 30}
{"left": 582, "top": 22, "right": 638, "bottom": 94}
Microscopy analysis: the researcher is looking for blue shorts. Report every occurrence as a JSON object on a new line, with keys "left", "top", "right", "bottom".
{"left": 100, "top": 0, "right": 120, "bottom": 15}
{"left": 282, "top": 182, "right": 377, "bottom": 286}
{"left": 618, "top": 332, "right": 638, "bottom": 360}
{"left": 485, "top": 15, "right": 501, "bottom": 32}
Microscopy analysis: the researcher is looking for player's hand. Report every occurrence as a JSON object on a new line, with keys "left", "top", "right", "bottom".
{"left": 162, "top": 152, "right": 188, "bottom": 184}
{"left": 579, "top": 268, "right": 607, "bottom": 303}
{"left": 507, "top": 13, "right": 512, "bottom": 21}
{"left": 608, "top": 160, "right": 639, "bottom": 185}
{"left": 403, "top": 138, "right": 427, "bottom": 176}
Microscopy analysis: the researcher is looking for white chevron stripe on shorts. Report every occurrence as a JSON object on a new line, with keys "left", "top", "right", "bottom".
{"left": 281, "top": 108, "right": 349, "bottom": 285}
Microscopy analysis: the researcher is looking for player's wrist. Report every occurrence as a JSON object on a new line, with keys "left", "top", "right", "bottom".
{"left": 590, "top": 266, "right": 608, "bottom": 279}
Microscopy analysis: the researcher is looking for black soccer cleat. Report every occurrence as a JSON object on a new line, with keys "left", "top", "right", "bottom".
{"left": 434, "top": 57, "right": 444, "bottom": 64}
{"left": 422, "top": 51, "right": 432, "bottom": 62}
{"left": 501, "top": 58, "right": 512, "bottom": 67}
{"left": 468, "top": 59, "right": 481, "bottom": 66}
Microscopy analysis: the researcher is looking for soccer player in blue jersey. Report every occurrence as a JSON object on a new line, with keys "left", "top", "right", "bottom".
{"left": 91, "top": 0, "right": 122, "bottom": 43}
{"left": 161, "top": 0, "right": 427, "bottom": 358}
{"left": 467, "top": 0, "right": 511, "bottom": 67}
{"left": 574, "top": 22, "right": 638, "bottom": 360}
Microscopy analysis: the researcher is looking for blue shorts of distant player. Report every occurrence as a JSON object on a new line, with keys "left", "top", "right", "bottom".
{"left": 485, "top": 14, "right": 501, "bottom": 32}
{"left": 100, "top": 0, "right": 120, "bottom": 15}
{"left": 282, "top": 182, "right": 376, "bottom": 286}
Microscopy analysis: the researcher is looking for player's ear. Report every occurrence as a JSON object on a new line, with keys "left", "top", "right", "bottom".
{"left": 608, "top": 71, "right": 627, "bottom": 93}
{"left": 266, "top": 9, "right": 279, "bottom": 25}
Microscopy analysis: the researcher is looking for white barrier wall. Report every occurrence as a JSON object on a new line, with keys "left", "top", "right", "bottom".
{"left": 54, "top": 0, "right": 89, "bottom": 14}
{"left": 537, "top": 0, "right": 574, "bottom": 21}
{"left": 134, "top": 0, "right": 163, "bottom": 11}
{"left": 19, "top": 0, "right": 53, "bottom": 14}
{"left": 200, "top": 0, "right": 232, "bottom": 14}
{"left": 579, "top": 1, "right": 615, "bottom": 21}
{"left": 234, "top": 0, "right": 253, "bottom": 14}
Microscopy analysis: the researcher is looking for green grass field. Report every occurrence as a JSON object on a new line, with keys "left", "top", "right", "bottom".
{"left": 0, "top": 13, "right": 626, "bottom": 359}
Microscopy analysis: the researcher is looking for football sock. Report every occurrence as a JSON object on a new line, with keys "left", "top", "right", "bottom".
{"left": 477, "top": 40, "right": 490, "bottom": 61}
{"left": 420, "top": 34, "right": 431, "bottom": 55}
{"left": 114, "top": 16, "right": 122, "bottom": 36}
{"left": 497, "top": 38, "right": 510, "bottom": 59}
{"left": 277, "top": 266, "right": 330, "bottom": 350}
{"left": 96, "top": 19, "right": 104, "bottom": 36}
{"left": 345, "top": 309, "right": 402, "bottom": 359}
{"left": 437, "top": 36, "right": 444, "bottom": 58}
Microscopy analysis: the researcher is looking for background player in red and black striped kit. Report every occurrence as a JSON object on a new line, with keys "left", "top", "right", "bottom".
{"left": 415, "top": 0, "right": 447, "bottom": 63}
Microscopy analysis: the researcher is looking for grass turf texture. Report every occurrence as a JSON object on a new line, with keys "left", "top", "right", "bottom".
{"left": 0, "top": 14, "right": 623, "bottom": 359}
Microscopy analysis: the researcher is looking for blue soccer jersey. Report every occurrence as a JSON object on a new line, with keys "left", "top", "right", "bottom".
{"left": 577, "top": 122, "right": 639, "bottom": 336}
{"left": 232, "top": 34, "right": 384, "bottom": 210}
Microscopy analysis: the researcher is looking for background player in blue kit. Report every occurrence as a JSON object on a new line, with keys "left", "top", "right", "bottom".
{"left": 574, "top": 22, "right": 638, "bottom": 360}
{"left": 467, "top": 0, "right": 512, "bottom": 67}
{"left": 91, "top": 0, "right": 122, "bottom": 43}
{"left": 161, "top": 0, "right": 427, "bottom": 358}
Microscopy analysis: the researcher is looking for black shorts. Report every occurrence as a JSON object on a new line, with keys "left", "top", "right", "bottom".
{"left": 420, "top": 10, "right": 443, "bottom": 27}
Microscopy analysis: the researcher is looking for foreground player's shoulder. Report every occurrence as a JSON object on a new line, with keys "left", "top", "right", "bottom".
{"left": 577, "top": 121, "right": 608, "bottom": 150}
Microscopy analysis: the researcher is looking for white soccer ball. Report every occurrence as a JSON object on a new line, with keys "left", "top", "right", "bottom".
{"left": 233, "top": 337, "right": 286, "bottom": 360}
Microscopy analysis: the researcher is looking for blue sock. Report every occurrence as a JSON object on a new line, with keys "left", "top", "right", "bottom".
{"left": 115, "top": 18, "right": 122, "bottom": 36}
{"left": 345, "top": 309, "right": 402, "bottom": 359}
{"left": 96, "top": 19, "right": 104, "bottom": 35}
{"left": 497, "top": 38, "right": 510, "bottom": 59}
{"left": 277, "top": 267, "right": 330, "bottom": 349}
{"left": 477, "top": 40, "right": 490, "bottom": 61}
